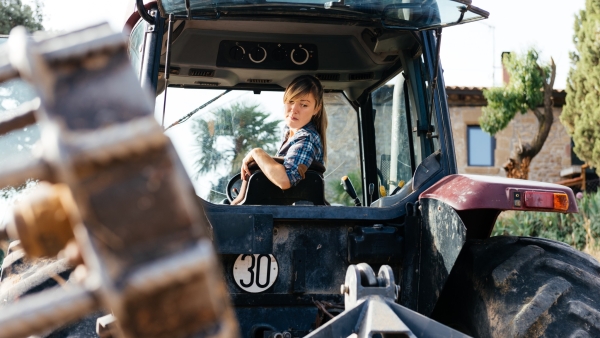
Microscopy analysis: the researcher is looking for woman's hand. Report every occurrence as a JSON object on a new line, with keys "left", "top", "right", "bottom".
{"left": 241, "top": 150, "right": 255, "bottom": 181}
{"left": 239, "top": 148, "right": 291, "bottom": 190}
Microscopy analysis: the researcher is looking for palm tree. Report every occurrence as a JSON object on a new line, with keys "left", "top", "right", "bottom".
{"left": 191, "top": 102, "right": 281, "bottom": 201}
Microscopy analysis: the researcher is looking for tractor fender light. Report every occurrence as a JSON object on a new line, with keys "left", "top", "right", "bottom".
{"left": 524, "top": 191, "right": 569, "bottom": 211}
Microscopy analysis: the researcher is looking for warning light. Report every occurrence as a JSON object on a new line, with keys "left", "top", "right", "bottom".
{"left": 553, "top": 193, "right": 569, "bottom": 211}
{"left": 523, "top": 191, "right": 569, "bottom": 211}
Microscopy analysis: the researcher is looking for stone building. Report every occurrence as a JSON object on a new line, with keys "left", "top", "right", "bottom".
{"left": 447, "top": 87, "right": 572, "bottom": 183}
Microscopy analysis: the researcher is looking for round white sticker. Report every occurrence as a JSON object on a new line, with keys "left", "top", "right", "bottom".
{"left": 233, "top": 254, "right": 278, "bottom": 293}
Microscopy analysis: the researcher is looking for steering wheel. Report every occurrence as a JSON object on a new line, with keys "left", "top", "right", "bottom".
{"left": 226, "top": 173, "right": 244, "bottom": 202}
{"left": 225, "top": 157, "right": 283, "bottom": 202}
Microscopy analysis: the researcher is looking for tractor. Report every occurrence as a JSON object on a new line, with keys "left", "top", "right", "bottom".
{"left": 0, "top": 0, "right": 598, "bottom": 337}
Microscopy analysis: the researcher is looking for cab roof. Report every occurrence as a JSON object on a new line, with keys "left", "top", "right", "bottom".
{"left": 126, "top": 0, "right": 488, "bottom": 100}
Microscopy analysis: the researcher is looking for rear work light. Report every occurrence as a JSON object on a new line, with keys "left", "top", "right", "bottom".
{"left": 523, "top": 191, "right": 569, "bottom": 211}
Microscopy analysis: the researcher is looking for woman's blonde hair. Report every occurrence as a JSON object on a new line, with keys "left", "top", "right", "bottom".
{"left": 283, "top": 75, "right": 328, "bottom": 162}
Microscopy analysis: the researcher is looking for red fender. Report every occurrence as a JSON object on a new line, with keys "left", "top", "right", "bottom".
{"left": 419, "top": 174, "right": 578, "bottom": 239}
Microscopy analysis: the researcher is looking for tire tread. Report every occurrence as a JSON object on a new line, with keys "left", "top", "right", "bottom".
{"left": 492, "top": 245, "right": 544, "bottom": 289}
{"left": 543, "top": 258, "right": 600, "bottom": 290}
{"left": 568, "top": 300, "right": 600, "bottom": 331}
{"left": 511, "top": 276, "right": 571, "bottom": 337}
{"left": 432, "top": 236, "right": 600, "bottom": 338}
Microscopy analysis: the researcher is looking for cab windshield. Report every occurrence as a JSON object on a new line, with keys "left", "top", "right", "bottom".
{"left": 159, "top": 0, "right": 488, "bottom": 30}
{"left": 158, "top": 88, "right": 363, "bottom": 206}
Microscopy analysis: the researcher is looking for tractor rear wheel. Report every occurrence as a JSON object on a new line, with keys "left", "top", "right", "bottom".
{"left": 432, "top": 236, "right": 600, "bottom": 338}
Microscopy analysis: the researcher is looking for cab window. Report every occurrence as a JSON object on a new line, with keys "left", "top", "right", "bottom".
{"left": 372, "top": 75, "right": 415, "bottom": 197}
{"left": 372, "top": 69, "right": 441, "bottom": 203}
{"left": 158, "top": 89, "right": 362, "bottom": 206}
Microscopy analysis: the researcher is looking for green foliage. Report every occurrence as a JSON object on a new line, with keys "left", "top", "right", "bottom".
{"left": 0, "top": 0, "right": 44, "bottom": 34}
{"left": 493, "top": 190, "right": 600, "bottom": 251}
{"left": 191, "top": 102, "right": 281, "bottom": 202}
{"left": 327, "top": 170, "right": 363, "bottom": 206}
{"left": 481, "top": 49, "right": 551, "bottom": 135}
{"left": 562, "top": 0, "right": 600, "bottom": 170}
{"left": 192, "top": 102, "right": 280, "bottom": 176}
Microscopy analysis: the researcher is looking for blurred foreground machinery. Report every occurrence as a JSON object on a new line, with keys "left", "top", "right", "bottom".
{"left": 0, "top": 24, "right": 238, "bottom": 338}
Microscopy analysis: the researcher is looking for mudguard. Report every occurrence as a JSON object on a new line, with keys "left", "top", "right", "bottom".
{"left": 420, "top": 174, "right": 578, "bottom": 213}
{"left": 419, "top": 174, "right": 578, "bottom": 239}
{"left": 408, "top": 174, "right": 578, "bottom": 316}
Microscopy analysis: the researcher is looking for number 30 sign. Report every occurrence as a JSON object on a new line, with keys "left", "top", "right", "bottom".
{"left": 233, "top": 254, "right": 279, "bottom": 293}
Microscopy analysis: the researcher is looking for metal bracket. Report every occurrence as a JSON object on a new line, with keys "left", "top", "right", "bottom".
{"left": 306, "top": 264, "right": 472, "bottom": 338}
{"left": 146, "top": 11, "right": 157, "bottom": 32}
{"left": 136, "top": 0, "right": 155, "bottom": 25}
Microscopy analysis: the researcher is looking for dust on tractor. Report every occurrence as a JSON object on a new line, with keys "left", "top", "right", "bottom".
{"left": 0, "top": 1, "right": 598, "bottom": 337}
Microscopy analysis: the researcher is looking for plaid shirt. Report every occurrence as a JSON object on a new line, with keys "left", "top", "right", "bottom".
{"left": 276, "top": 122, "right": 324, "bottom": 187}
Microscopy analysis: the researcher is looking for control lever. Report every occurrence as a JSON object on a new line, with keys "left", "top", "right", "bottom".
{"left": 391, "top": 180, "right": 406, "bottom": 196}
{"left": 341, "top": 176, "right": 361, "bottom": 206}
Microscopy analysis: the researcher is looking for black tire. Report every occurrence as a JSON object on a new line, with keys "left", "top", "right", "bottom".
{"left": 432, "top": 236, "right": 600, "bottom": 338}
{"left": 0, "top": 242, "right": 101, "bottom": 337}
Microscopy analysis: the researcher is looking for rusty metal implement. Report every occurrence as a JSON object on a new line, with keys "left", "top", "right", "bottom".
{"left": 0, "top": 23, "right": 238, "bottom": 338}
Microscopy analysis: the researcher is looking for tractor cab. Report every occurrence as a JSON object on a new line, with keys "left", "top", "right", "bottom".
{"left": 125, "top": 0, "right": 488, "bottom": 208}
{"left": 123, "top": 0, "right": 491, "bottom": 336}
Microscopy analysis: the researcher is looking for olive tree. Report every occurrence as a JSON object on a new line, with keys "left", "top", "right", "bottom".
{"left": 561, "top": 0, "right": 600, "bottom": 170}
{"left": 0, "top": 0, "right": 44, "bottom": 34}
{"left": 480, "top": 49, "right": 556, "bottom": 179}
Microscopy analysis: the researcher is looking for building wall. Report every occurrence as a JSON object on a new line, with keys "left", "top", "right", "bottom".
{"left": 450, "top": 106, "right": 572, "bottom": 183}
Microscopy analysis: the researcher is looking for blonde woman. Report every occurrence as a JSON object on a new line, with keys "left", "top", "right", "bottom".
{"left": 232, "top": 75, "right": 327, "bottom": 205}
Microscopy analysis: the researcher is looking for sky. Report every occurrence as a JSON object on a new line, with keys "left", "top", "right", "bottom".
{"left": 30, "top": 0, "right": 587, "bottom": 89}
{"left": 441, "top": 0, "right": 586, "bottom": 89}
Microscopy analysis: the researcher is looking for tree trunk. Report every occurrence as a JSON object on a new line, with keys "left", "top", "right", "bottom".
{"left": 503, "top": 157, "right": 531, "bottom": 179}
{"left": 503, "top": 59, "right": 556, "bottom": 179}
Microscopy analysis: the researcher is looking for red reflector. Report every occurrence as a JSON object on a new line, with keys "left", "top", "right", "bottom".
{"left": 524, "top": 191, "right": 554, "bottom": 209}
{"left": 523, "top": 191, "right": 570, "bottom": 211}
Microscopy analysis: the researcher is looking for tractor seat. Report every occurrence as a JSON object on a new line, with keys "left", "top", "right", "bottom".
{"left": 233, "top": 157, "right": 327, "bottom": 206}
